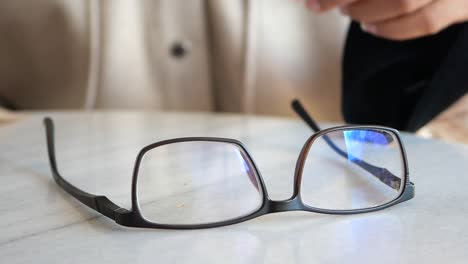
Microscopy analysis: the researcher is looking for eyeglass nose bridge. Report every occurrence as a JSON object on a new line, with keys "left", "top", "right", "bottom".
{"left": 267, "top": 196, "right": 304, "bottom": 213}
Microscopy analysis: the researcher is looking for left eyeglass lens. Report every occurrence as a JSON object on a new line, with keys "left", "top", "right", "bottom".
{"left": 136, "top": 141, "right": 263, "bottom": 225}
{"left": 300, "top": 128, "right": 405, "bottom": 211}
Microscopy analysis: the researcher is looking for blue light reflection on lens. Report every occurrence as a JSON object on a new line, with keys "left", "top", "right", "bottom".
{"left": 234, "top": 148, "right": 250, "bottom": 174}
{"left": 343, "top": 130, "right": 390, "bottom": 162}
{"left": 234, "top": 148, "right": 261, "bottom": 192}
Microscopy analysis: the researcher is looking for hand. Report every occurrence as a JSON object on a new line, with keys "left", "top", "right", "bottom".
{"left": 305, "top": 0, "right": 468, "bottom": 41}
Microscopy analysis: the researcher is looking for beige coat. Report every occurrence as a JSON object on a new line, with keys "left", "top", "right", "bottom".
{"left": 0, "top": 0, "right": 348, "bottom": 121}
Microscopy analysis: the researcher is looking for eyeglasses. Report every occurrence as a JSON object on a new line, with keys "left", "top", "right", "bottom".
{"left": 44, "top": 100, "right": 415, "bottom": 229}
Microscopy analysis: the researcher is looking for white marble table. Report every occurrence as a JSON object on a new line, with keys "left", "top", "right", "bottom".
{"left": 1, "top": 112, "right": 467, "bottom": 264}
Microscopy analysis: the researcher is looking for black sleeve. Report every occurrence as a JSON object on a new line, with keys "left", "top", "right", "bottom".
{"left": 0, "top": 95, "right": 18, "bottom": 110}
{"left": 342, "top": 21, "right": 468, "bottom": 132}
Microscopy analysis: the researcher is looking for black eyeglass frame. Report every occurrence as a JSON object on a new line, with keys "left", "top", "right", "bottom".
{"left": 43, "top": 100, "right": 415, "bottom": 230}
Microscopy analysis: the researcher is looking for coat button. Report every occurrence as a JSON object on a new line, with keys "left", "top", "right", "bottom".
{"left": 170, "top": 41, "right": 189, "bottom": 59}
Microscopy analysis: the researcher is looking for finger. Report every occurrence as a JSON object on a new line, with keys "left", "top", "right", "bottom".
{"left": 343, "top": 0, "right": 434, "bottom": 23}
{"left": 306, "top": 0, "right": 358, "bottom": 13}
{"left": 363, "top": 0, "right": 468, "bottom": 41}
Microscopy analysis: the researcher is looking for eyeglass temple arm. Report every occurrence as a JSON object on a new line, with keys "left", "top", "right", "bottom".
{"left": 43, "top": 118, "right": 130, "bottom": 220}
{"left": 291, "top": 100, "right": 402, "bottom": 190}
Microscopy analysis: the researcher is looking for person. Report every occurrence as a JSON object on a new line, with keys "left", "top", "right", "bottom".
{"left": 0, "top": 0, "right": 466, "bottom": 136}
{"left": 306, "top": 0, "right": 468, "bottom": 132}
{"left": 0, "top": 0, "right": 347, "bottom": 122}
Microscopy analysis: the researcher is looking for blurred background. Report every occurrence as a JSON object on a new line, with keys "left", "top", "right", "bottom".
{"left": 0, "top": 0, "right": 466, "bottom": 143}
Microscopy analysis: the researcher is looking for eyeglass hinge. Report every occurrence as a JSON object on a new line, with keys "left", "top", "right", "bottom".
{"left": 114, "top": 208, "right": 134, "bottom": 226}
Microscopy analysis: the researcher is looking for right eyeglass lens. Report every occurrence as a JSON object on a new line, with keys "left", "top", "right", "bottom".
{"left": 136, "top": 141, "right": 263, "bottom": 225}
{"left": 300, "top": 128, "right": 405, "bottom": 211}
